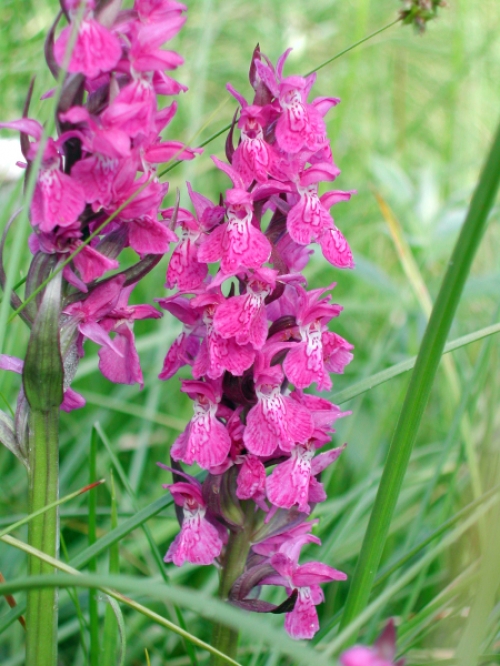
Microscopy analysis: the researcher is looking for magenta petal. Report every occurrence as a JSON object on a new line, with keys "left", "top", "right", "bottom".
{"left": 322, "top": 331, "right": 354, "bottom": 373}
{"left": 32, "top": 169, "right": 86, "bottom": 232}
{"left": 0, "top": 118, "right": 43, "bottom": 141}
{"left": 320, "top": 189, "right": 354, "bottom": 209}
{"left": 70, "top": 155, "right": 116, "bottom": 209}
{"left": 287, "top": 193, "right": 332, "bottom": 246}
{"left": 243, "top": 393, "right": 285, "bottom": 457}
{"left": 266, "top": 447, "right": 313, "bottom": 512}
{"left": 213, "top": 293, "right": 267, "bottom": 349}
{"left": 98, "top": 324, "right": 144, "bottom": 387}
{"left": 276, "top": 106, "right": 309, "bottom": 154}
{"left": 0, "top": 354, "right": 23, "bottom": 374}
{"left": 195, "top": 334, "right": 255, "bottom": 380}
{"left": 221, "top": 219, "right": 271, "bottom": 274}
{"left": 284, "top": 588, "right": 319, "bottom": 639}
{"left": 159, "top": 333, "right": 200, "bottom": 380}
{"left": 144, "top": 141, "right": 201, "bottom": 163}
{"left": 171, "top": 405, "right": 231, "bottom": 469}
{"left": 165, "top": 509, "right": 223, "bottom": 566}
{"left": 236, "top": 455, "right": 266, "bottom": 500}
{"left": 339, "top": 646, "right": 382, "bottom": 666}
{"left": 167, "top": 238, "right": 207, "bottom": 291}
{"left": 54, "top": 19, "right": 122, "bottom": 79}
{"left": 197, "top": 224, "right": 224, "bottom": 264}
{"left": 285, "top": 397, "right": 314, "bottom": 449}
{"left": 283, "top": 343, "right": 320, "bottom": 390}
{"left": 310, "top": 445, "right": 346, "bottom": 475}
{"left": 79, "top": 321, "right": 123, "bottom": 356}
{"left": 61, "top": 388, "right": 86, "bottom": 412}
{"left": 72, "top": 245, "right": 119, "bottom": 283}
{"left": 319, "top": 226, "right": 354, "bottom": 269}
{"left": 293, "top": 562, "right": 347, "bottom": 586}
{"left": 128, "top": 217, "right": 177, "bottom": 255}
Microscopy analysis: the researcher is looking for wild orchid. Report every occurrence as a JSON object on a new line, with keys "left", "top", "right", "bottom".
{"left": 158, "top": 46, "right": 354, "bottom": 654}
{"left": 0, "top": 1, "right": 199, "bottom": 663}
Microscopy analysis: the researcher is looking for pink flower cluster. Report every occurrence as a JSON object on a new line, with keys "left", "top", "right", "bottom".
{"left": 0, "top": 0, "right": 198, "bottom": 397}
{"left": 159, "top": 47, "right": 354, "bottom": 640}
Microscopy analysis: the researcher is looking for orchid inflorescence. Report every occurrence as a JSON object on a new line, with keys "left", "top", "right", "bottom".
{"left": 158, "top": 44, "right": 357, "bottom": 640}
{"left": 0, "top": 0, "right": 404, "bottom": 656}
{"left": 0, "top": 0, "right": 199, "bottom": 459}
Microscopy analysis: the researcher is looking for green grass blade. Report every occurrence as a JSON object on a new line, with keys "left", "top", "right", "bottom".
{"left": 89, "top": 428, "right": 100, "bottom": 666}
{"left": 81, "top": 391, "right": 185, "bottom": 430}
{"left": 331, "top": 321, "right": 500, "bottom": 405}
{"left": 314, "top": 483, "right": 500, "bottom": 643}
{"left": 0, "top": 494, "right": 173, "bottom": 633}
{"left": 0, "top": 535, "right": 243, "bottom": 666}
{"left": 102, "top": 470, "right": 119, "bottom": 666}
{"left": 323, "top": 491, "right": 500, "bottom": 657}
{"left": 102, "top": 595, "right": 126, "bottom": 666}
{"left": 94, "top": 423, "right": 200, "bottom": 666}
{"left": 0, "top": 480, "right": 104, "bottom": 539}
{"left": 93, "top": 422, "right": 169, "bottom": 580}
{"left": 72, "top": 493, "right": 173, "bottom": 569}
{"left": 305, "top": 18, "right": 400, "bottom": 76}
{"left": 456, "top": 493, "right": 500, "bottom": 665}
{"left": 338, "top": 115, "right": 500, "bottom": 638}
{"left": 59, "top": 531, "right": 90, "bottom": 662}
{"left": 0, "top": 569, "right": 330, "bottom": 666}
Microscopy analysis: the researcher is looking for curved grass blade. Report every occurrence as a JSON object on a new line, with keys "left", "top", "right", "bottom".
{"left": 323, "top": 491, "right": 500, "bottom": 657}
{"left": 0, "top": 480, "right": 104, "bottom": 540}
{"left": 331, "top": 321, "right": 500, "bottom": 405}
{"left": 0, "top": 535, "right": 330, "bottom": 666}
{"left": 314, "top": 484, "right": 500, "bottom": 642}
{"left": 89, "top": 429, "right": 100, "bottom": 666}
{"left": 94, "top": 423, "right": 200, "bottom": 666}
{"left": 102, "top": 470, "right": 120, "bottom": 666}
{"left": 0, "top": 5, "right": 86, "bottom": 350}
{"left": 103, "top": 594, "right": 126, "bottom": 666}
{"left": 338, "top": 115, "right": 500, "bottom": 638}
{"left": 0, "top": 493, "right": 173, "bottom": 634}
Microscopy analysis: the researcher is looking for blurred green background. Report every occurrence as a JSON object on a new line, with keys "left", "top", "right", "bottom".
{"left": 0, "top": 0, "right": 500, "bottom": 664}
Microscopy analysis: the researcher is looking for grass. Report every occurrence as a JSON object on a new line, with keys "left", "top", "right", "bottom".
{"left": 0, "top": 0, "right": 500, "bottom": 664}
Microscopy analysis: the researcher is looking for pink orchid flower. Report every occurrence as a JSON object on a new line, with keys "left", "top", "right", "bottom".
{"left": 242, "top": 343, "right": 313, "bottom": 457}
{"left": 213, "top": 267, "right": 278, "bottom": 350}
{"left": 170, "top": 379, "right": 232, "bottom": 470}
{"left": 264, "top": 534, "right": 347, "bottom": 639}
{"left": 54, "top": 0, "right": 122, "bottom": 80}
{"left": 0, "top": 119, "right": 86, "bottom": 232}
{"left": 163, "top": 480, "right": 224, "bottom": 566}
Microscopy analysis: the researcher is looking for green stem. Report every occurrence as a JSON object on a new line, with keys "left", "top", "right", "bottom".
{"left": 26, "top": 407, "right": 60, "bottom": 666}
{"left": 210, "top": 522, "right": 253, "bottom": 666}
{"left": 339, "top": 114, "right": 500, "bottom": 640}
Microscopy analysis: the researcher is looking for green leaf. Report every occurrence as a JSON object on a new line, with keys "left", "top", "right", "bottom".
{"left": 338, "top": 115, "right": 500, "bottom": 639}
{"left": 22, "top": 269, "right": 63, "bottom": 411}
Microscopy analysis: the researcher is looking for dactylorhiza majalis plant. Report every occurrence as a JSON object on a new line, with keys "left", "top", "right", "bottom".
{"left": 157, "top": 45, "right": 360, "bottom": 659}
{"left": 0, "top": 0, "right": 199, "bottom": 663}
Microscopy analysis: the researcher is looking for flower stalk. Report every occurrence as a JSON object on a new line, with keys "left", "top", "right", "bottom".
{"left": 26, "top": 408, "right": 60, "bottom": 666}
{"left": 23, "top": 270, "right": 64, "bottom": 666}
{"left": 211, "top": 506, "right": 254, "bottom": 666}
